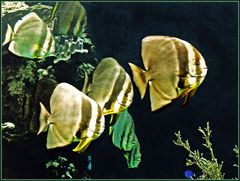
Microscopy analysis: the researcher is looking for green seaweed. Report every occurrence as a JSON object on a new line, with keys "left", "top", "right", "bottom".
{"left": 233, "top": 145, "right": 239, "bottom": 168}
{"left": 8, "top": 60, "right": 37, "bottom": 96}
{"left": 53, "top": 35, "right": 92, "bottom": 64}
{"left": 46, "top": 156, "right": 77, "bottom": 179}
{"left": 76, "top": 63, "right": 95, "bottom": 79}
{"left": 110, "top": 109, "right": 141, "bottom": 168}
{"left": 173, "top": 122, "right": 224, "bottom": 179}
{"left": 37, "top": 65, "right": 55, "bottom": 80}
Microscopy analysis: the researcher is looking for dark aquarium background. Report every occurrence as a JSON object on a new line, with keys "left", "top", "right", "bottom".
{"left": 1, "top": 1, "right": 238, "bottom": 179}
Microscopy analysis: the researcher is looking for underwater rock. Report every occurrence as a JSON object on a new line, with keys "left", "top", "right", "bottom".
{"left": 1, "top": 2, "right": 29, "bottom": 17}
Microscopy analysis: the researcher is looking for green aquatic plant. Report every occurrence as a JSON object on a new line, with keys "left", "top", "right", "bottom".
{"left": 37, "top": 65, "right": 55, "bottom": 80}
{"left": 233, "top": 145, "right": 239, "bottom": 168}
{"left": 46, "top": 156, "right": 77, "bottom": 179}
{"left": 76, "top": 63, "right": 95, "bottom": 79}
{"left": 7, "top": 80, "right": 25, "bottom": 96}
{"left": 8, "top": 60, "right": 37, "bottom": 96}
{"left": 53, "top": 35, "right": 90, "bottom": 64}
{"left": 173, "top": 122, "right": 224, "bottom": 179}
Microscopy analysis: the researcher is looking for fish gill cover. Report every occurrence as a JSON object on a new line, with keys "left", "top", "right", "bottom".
{"left": 1, "top": 1, "right": 238, "bottom": 179}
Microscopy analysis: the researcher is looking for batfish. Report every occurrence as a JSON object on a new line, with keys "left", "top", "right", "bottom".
{"left": 129, "top": 36, "right": 208, "bottom": 111}
{"left": 2, "top": 12, "right": 55, "bottom": 59}
{"left": 38, "top": 83, "right": 105, "bottom": 153}
{"left": 86, "top": 57, "right": 134, "bottom": 115}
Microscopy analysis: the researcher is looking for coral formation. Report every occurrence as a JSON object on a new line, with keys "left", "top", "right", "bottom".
{"left": 174, "top": 122, "right": 224, "bottom": 179}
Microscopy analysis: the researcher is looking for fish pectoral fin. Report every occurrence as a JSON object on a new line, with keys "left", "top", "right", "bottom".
{"left": 72, "top": 138, "right": 93, "bottom": 153}
{"left": 2, "top": 24, "right": 14, "bottom": 46}
{"left": 128, "top": 63, "right": 148, "bottom": 99}
{"left": 37, "top": 102, "right": 51, "bottom": 135}
{"left": 182, "top": 88, "right": 197, "bottom": 107}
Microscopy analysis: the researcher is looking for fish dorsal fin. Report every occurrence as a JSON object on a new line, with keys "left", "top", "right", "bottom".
{"left": 141, "top": 36, "right": 175, "bottom": 71}
{"left": 2, "top": 24, "right": 14, "bottom": 46}
{"left": 128, "top": 63, "right": 147, "bottom": 99}
{"left": 13, "top": 12, "right": 42, "bottom": 33}
{"left": 38, "top": 102, "right": 51, "bottom": 135}
{"left": 82, "top": 71, "right": 89, "bottom": 94}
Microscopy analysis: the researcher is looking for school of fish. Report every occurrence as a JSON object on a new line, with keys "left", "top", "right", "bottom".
{"left": 2, "top": 2, "right": 208, "bottom": 171}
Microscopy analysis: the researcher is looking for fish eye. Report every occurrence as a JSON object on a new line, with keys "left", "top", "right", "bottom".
{"left": 195, "top": 61, "right": 200, "bottom": 66}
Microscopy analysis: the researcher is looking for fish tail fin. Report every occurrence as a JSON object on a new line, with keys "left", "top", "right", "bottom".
{"left": 128, "top": 63, "right": 148, "bottom": 99}
{"left": 37, "top": 102, "right": 50, "bottom": 135}
{"left": 2, "top": 24, "right": 14, "bottom": 45}
{"left": 72, "top": 138, "right": 93, "bottom": 153}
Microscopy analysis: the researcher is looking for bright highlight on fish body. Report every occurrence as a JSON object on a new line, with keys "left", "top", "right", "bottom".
{"left": 51, "top": 2, "right": 87, "bottom": 36}
{"left": 2, "top": 12, "right": 55, "bottom": 59}
{"left": 37, "top": 83, "right": 105, "bottom": 153}
{"left": 129, "top": 36, "right": 207, "bottom": 112}
{"left": 86, "top": 57, "right": 134, "bottom": 115}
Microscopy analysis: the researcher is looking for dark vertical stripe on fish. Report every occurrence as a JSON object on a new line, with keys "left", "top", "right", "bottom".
{"left": 68, "top": 4, "right": 80, "bottom": 35}
{"left": 34, "top": 22, "right": 47, "bottom": 57}
{"left": 46, "top": 30, "right": 53, "bottom": 53}
{"left": 80, "top": 97, "right": 92, "bottom": 131}
{"left": 192, "top": 47, "right": 203, "bottom": 77}
{"left": 104, "top": 69, "right": 125, "bottom": 110}
{"left": 93, "top": 105, "right": 103, "bottom": 134}
{"left": 119, "top": 77, "right": 133, "bottom": 106}
{"left": 173, "top": 39, "right": 189, "bottom": 89}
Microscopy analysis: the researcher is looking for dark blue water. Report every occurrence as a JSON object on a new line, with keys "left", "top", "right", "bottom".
{"left": 3, "top": 2, "right": 238, "bottom": 179}
{"left": 83, "top": 2, "right": 238, "bottom": 179}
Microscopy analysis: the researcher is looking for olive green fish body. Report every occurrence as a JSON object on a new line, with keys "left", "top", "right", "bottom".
{"left": 53, "top": 2, "right": 87, "bottom": 36}
{"left": 87, "top": 57, "right": 134, "bottom": 115}
{"left": 38, "top": 83, "right": 105, "bottom": 153}
{"left": 3, "top": 12, "right": 55, "bottom": 59}
{"left": 129, "top": 36, "right": 207, "bottom": 111}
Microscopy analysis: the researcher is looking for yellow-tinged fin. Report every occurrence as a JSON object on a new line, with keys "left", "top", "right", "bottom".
{"left": 38, "top": 102, "right": 50, "bottom": 135}
{"left": 182, "top": 87, "right": 197, "bottom": 107}
{"left": 2, "top": 24, "right": 14, "bottom": 46}
{"left": 128, "top": 63, "right": 147, "bottom": 99}
{"left": 72, "top": 138, "right": 93, "bottom": 153}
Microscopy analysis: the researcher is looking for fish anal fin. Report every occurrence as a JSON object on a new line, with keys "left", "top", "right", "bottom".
{"left": 38, "top": 102, "right": 50, "bottom": 135}
{"left": 128, "top": 63, "right": 148, "bottom": 99}
{"left": 149, "top": 81, "right": 172, "bottom": 111}
{"left": 46, "top": 124, "right": 73, "bottom": 149}
{"left": 72, "top": 138, "right": 93, "bottom": 153}
{"left": 2, "top": 24, "right": 14, "bottom": 46}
